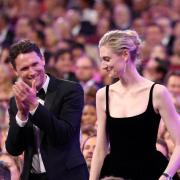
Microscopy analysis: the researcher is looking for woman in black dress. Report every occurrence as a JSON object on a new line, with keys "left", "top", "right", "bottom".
{"left": 90, "top": 30, "right": 180, "bottom": 180}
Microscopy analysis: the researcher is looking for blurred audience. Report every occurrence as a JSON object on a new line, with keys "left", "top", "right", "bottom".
{"left": 0, "top": 160, "right": 11, "bottom": 180}
{"left": 82, "top": 135, "right": 97, "bottom": 171}
{"left": 166, "top": 70, "right": 180, "bottom": 113}
{"left": 0, "top": 153, "right": 22, "bottom": 180}
{"left": 0, "top": 0, "right": 179, "bottom": 176}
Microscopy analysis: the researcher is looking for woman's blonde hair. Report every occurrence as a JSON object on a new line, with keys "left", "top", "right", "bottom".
{"left": 99, "top": 29, "right": 142, "bottom": 61}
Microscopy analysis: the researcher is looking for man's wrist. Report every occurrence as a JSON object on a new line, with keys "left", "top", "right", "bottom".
{"left": 30, "top": 99, "right": 39, "bottom": 112}
{"left": 30, "top": 102, "right": 39, "bottom": 115}
{"left": 17, "top": 111, "right": 28, "bottom": 121}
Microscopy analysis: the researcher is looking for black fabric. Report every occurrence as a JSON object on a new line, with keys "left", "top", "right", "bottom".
{"left": 100, "top": 83, "right": 180, "bottom": 180}
{"left": 29, "top": 173, "right": 48, "bottom": 180}
{"left": 6, "top": 76, "right": 89, "bottom": 180}
{"left": 37, "top": 88, "right": 46, "bottom": 100}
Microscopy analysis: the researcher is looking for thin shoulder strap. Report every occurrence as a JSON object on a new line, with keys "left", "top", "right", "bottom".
{"left": 147, "top": 83, "right": 156, "bottom": 110}
{"left": 105, "top": 85, "right": 110, "bottom": 116}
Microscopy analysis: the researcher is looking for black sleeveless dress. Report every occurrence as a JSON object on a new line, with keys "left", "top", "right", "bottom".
{"left": 100, "top": 84, "right": 179, "bottom": 180}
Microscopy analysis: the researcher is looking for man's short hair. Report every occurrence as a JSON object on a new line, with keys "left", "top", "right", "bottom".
{"left": 9, "top": 40, "right": 43, "bottom": 69}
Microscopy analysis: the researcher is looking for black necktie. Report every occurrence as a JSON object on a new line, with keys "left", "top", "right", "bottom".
{"left": 37, "top": 88, "right": 45, "bottom": 100}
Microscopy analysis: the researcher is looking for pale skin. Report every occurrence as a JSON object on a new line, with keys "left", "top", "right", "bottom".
{"left": 90, "top": 46, "right": 180, "bottom": 180}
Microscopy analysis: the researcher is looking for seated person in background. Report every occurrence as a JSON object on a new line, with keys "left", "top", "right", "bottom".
{"left": 0, "top": 153, "right": 22, "bottom": 180}
{"left": 0, "top": 160, "right": 11, "bottom": 180}
{"left": 166, "top": 70, "right": 180, "bottom": 114}
{"left": 156, "top": 138, "right": 169, "bottom": 158}
{"left": 80, "top": 124, "right": 96, "bottom": 148}
{"left": 82, "top": 135, "right": 97, "bottom": 171}
{"left": 81, "top": 103, "right": 97, "bottom": 127}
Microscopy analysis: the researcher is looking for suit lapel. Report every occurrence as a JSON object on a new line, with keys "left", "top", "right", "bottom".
{"left": 40, "top": 76, "right": 59, "bottom": 141}
{"left": 44, "top": 76, "right": 59, "bottom": 110}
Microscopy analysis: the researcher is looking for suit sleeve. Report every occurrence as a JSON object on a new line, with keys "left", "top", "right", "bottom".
{"left": 30, "top": 82, "right": 84, "bottom": 145}
{"left": 5, "top": 99, "right": 28, "bottom": 156}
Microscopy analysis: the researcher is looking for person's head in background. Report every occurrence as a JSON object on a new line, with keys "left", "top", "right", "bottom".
{"left": 155, "top": 17, "right": 172, "bottom": 44}
{"left": 173, "top": 21, "right": 180, "bottom": 39}
{"left": 132, "top": 18, "right": 146, "bottom": 40}
{"left": 96, "top": 17, "right": 111, "bottom": 39}
{"left": 9, "top": 40, "right": 46, "bottom": 91}
{"left": 0, "top": 94, "right": 9, "bottom": 129}
{"left": 172, "top": 38, "right": 180, "bottom": 56}
{"left": 142, "top": 57, "right": 169, "bottom": 84}
{"left": 144, "top": 23, "right": 163, "bottom": 46}
{"left": 84, "top": 85, "right": 97, "bottom": 105}
{"left": 93, "top": 0, "right": 111, "bottom": 19}
{"left": 27, "top": 29, "right": 45, "bottom": 50}
{"left": 65, "top": 9, "right": 81, "bottom": 36}
{"left": 0, "top": 63, "right": 13, "bottom": 92}
{"left": 53, "top": 17, "right": 71, "bottom": 40}
{"left": 0, "top": 49, "right": 17, "bottom": 83}
{"left": 170, "top": 38, "right": 180, "bottom": 68}
{"left": 44, "top": 26, "right": 59, "bottom": 53}
{"left": 71, "top": 42, "right": 85, "bottom": 62}
{"left": 81, "top": 103, "right": 97, "bottom": 127}
{"left": 54, "top": 49, "right": 74, "bottom": 79}
{"left": 171, "top": 0, "right": 180, "bottom": 21}
{"left": 0, "top": 64, "right": 12, "bottom": 129}
{"left": 150, "top": 44, "right": 168, "bottom": 60}
{"left": 75, "top": 55, "right": 96, "bottom": 83}
{"left": 26, "top": 0, "right": 41, "bottom": 21}
{"left": 80, "top": 123, "right": 96, "bottom": 146}
{"left": 0, "top": 153, "right": 21, "bottom": 180}
{"left": 0, "top": 11, "right": 10, "bottom": 35}
{"left": 82, "top": 135, "right": 97, "bottom": 171}
{"left": 15, "top": 16, "right": 32, "bottom": 41}
{"left": 0, "top": 161, "right": 10, "bottom": 180}
{"left": 113, "top": 4, "right": 132, "bottom": 30}
{"left": 165, "top": 71, "right": 180, "bottom": 113}
{"left": 156, "top": 138, "right": 169, "bottom": 158}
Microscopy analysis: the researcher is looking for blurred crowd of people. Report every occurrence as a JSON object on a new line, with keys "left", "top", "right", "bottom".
{"left": 0, "top": 0, "right": 180, "bottom": 179}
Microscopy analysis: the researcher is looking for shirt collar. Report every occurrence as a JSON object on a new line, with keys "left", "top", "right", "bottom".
{"left": 41, "top": 74, "right": 50, "bottom": 94}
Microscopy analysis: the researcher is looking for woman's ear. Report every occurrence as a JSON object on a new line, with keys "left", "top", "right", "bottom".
{"left": 122, "top": 49, "right": 129, "bottom": 62}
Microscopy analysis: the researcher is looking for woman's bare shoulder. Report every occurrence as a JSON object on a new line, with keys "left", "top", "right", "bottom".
{"left": 96, "top": 86, "right": 106, "bottom": 100}
{"left": 154, "top": 83, "right": 169, "bottom": 97}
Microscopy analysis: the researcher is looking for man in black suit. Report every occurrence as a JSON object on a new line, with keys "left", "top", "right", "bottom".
{"left": 5, "top": 40, "right": 89, "bottom": 180}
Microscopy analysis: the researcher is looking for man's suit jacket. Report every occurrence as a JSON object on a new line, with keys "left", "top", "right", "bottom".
{"left": 6, "top": 76, "right": 89, "bottom": 180}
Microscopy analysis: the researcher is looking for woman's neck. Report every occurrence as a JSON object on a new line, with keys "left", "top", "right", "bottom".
{"left": 118, "top": 63, "right": 144, "bottom": 88}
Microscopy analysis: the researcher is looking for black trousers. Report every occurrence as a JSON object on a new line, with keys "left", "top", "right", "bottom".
{"left": 29, "top": 173, "right": 48, "bottom": 180}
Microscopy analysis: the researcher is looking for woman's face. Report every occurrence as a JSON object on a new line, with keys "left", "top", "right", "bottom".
{"left": 81, "top": 105, "right": 97, "bottom": 126}
{"left": 99, "top": 46, "right": 127, "bottom": 78}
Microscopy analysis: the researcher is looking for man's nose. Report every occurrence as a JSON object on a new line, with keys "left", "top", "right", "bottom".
{"left": 29, "top": 67, "right": 36, "bottom": 76}
{"left": 88, "top": 150, "right": 93, "bottom": 155}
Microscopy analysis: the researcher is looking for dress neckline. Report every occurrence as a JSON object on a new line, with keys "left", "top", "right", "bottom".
{"left": 106, "top": 83, "right": 157, "bottom": 120}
